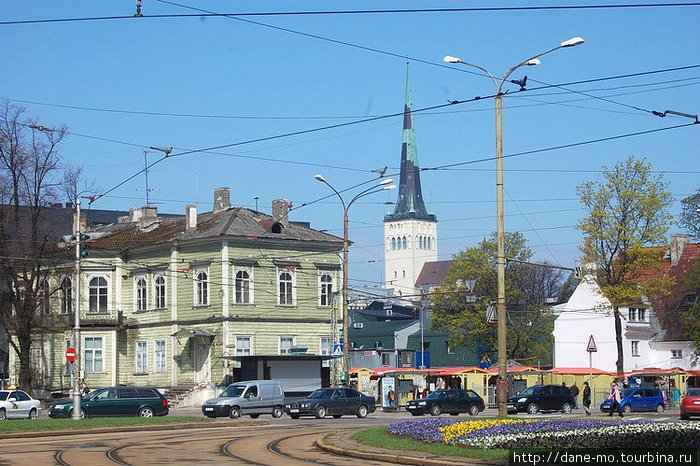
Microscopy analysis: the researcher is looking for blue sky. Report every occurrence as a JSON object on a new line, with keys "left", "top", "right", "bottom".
{"left": 2, "top": 1, "right": 699, "bottom": 293}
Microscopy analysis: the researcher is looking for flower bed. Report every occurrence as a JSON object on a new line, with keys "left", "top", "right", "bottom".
{"left": 388, "top": 418, "right": 700, "bottom": 450}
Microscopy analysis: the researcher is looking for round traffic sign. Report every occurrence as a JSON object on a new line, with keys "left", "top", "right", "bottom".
{"left": 65, "top": 348, "right": 76, "bottom": 363}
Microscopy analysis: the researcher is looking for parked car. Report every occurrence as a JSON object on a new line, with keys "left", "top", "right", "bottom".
{"left": 47, "top": 386, "right": 169, "bottom": 418}
{"left": 0, "top": 389, "right": 42, "bottom": 420}
{"left": 284, "top": 387, "right": 376, "bottom": 419}
{"left": 680, "top": 388, "right": 700, "bottom": 420}
{"left": 600, "top": 387, "right": 665, "bottom": 414}
{"left": 202, "top": 380, "right": 285, "bottom": 419}
{"left": 405, "top": 389, "right": 485, "bottom": 416}
{"left": 507, "top": 384, "right": 575, "bottom": 414}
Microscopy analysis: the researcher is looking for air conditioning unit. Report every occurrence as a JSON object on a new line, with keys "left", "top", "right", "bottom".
{"left": 353, "top": 322, "right": 364, "bottom": 329}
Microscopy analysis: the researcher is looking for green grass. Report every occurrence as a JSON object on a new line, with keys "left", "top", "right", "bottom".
{"left": 350, "top": 426, "right": 509, "bottom": 460}
{"left": 0, "top": 416, "right": 210, "bottom": 435}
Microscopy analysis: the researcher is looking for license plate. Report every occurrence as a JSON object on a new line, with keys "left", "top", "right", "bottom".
{"left": 407, "top": 406, "right": 416, "bottom": 409}
{"left": 289, "top": 408, "right": 299, "bottom": 413}
{"left": 204, "top": 407, "right": 214, "bottom": 411}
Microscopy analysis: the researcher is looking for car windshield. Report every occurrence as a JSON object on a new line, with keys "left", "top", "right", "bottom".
{"left": 83, "top": 390, "right": 99, "bottom": 401}
{"left": 309, "top": 389, "right": 335, "bottom": 399}
{"left": 517, "top": 386, "right": 540, "bottom": 396}
{"left": 687, "top": 389, "right": 700, "bottom": 397}
{"left": 426, "top": 391, "right": 445, "bottom": 399}
{"left": 621, "top": 389, "right": 634, "bottom": 398}
{"left": 220, "top": 385, "right": 246, "bottom": 397}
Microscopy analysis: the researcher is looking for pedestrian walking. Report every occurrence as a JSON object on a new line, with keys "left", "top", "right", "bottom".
{"left": 570, "top": 382, "right": 580, "bottom": 409}
{"left": 582, "top": 381, "right": 592, "bottom": 416}
{"left": 607, "top": 380, "right": 624, "bottom": 417}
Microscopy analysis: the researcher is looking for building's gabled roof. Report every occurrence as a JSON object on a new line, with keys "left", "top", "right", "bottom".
{"left": 349, "top": 319, "right": 418, "bottom": 338}
{"left": 415, "top": 260, "right": 452, "bottom": 288}
{"left": 87, "top": 206, "right": 343, "bottom": 252}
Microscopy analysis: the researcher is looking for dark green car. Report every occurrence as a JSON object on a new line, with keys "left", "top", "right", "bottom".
{"left": 48, "top": 386, "right": 169, "bottom": 418}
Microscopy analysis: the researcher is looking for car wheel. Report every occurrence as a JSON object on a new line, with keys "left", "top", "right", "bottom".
{"left": 28, "top": 408, "right": 38, "bottom": 420}
{"left": 561, "top": 403, "right": 572, "bottom": 414}
{"left": 526, "top": 403, "right": 538, "bottom": 414}
{"left": 0, "top": 408, "right": 6, "bottom": 420}
{"left": 430, "top": 404, "right": 442, "bottom": 416}
{"left": 139, "top": 407, "right": 155, "bottom": 418}
{"left": 468, "top": 404, "right": 480, "bottom": 416}
{"left": 623, "top": 404, "right": 632, "bottom": 414}
{"left": 229, "top": 406, "right": 241, "bottom": 419}
{"left": 655, "top": 403, "right": 665, "bottom": 413}
{"left": 356, "top": 405, "right": 368, "bottom": 419}
{"left": 289, "top": 414, "right": 300, "bottom": 419}
{"left": 272, "top": 406, "right": 283, "bottom": 418}
{"left": 314, "top": 405, "right": 326, "bottom": 419}
{"left": 80, "top": 409, "right": 87, "bottom": 419}
{"left": 250, "top": 414, "right": 260, "bottom": 418}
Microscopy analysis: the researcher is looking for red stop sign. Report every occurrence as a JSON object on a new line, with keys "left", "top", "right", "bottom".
{"left": 65, "top": 348, "right": 75, "bottom": 363}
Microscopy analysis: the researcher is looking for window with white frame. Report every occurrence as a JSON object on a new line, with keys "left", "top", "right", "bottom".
{"left": 136, "top": 340, "right": 148, "bottom": 373}
{"left": 38, "top": 279, "right": 50, "bottom": 314}
{"left": 135, "top": 277, "right": 147, "bottom": 311}
{"left": 279, "top": 336, "right": 295, "bottom": 355}
{"left": 628, "top": 307, "right": 647, "bottom": 322}
{"left": 154, "top": 275, "right": 166, "bottom": 309}
{"left": 631, "top": 340, "right": 640, "bottom": 357}
{"left": 320, "top": 337, "right": 332, "bottom": 367}
{"left": 84, "top": 336, "right": 104, "bottom": 372}
{"left": 381, "top": 352, "right": 392, "bottom": 366}
{"left": 88, "top": 276, "right": 108, "bottom": 312}
{"left": 195, "top": 270, "right": 209, "bottom": 306}
{"left": 319, "top": 272, "right": 334, "bottom": 307}
{"left": 671, "top": 349, "right": 683, "bottom": 359}
{"left": 234, "top": 268, "right": 252, "bottom": 304}
{"left": 154, "top": 340, "right": 166, "bottom": 373}
{"left": 278, "top": 270, "right": 294, "bottom": 306}
{"left": 60, "top": 277, "right": 72, "bottom": 314}
{"left": 236, "top": 336, "right": 251, "bottom": 356}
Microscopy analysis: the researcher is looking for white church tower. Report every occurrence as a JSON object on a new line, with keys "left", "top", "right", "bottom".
{"left": 384, "top": 67, "right": 438, "bottom": 301}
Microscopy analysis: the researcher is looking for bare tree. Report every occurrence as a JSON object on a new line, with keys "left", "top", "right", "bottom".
{"left": 0, "top": 100, "right": 68, "bottom": 389}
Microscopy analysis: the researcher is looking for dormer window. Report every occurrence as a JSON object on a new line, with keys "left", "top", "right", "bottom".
{"left": 271, "top": 222, "right": 283, "bottom": 234}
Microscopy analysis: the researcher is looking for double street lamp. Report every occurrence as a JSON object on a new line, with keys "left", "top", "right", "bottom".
{"left": 315, "top": 175, "right": 395, "bottom": 381}
{"left": 443, "top": 36, "right": 584, "bottom": 416}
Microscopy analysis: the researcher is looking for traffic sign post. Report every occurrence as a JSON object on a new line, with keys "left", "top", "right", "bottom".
{"left": 586, "top": 335, "right": 597, "bottom": 407}
{"left": 331, "top": 344, "right": 343, "bottom": 358}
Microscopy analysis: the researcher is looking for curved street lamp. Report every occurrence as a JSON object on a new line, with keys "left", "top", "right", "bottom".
{"left": 443, "top": 37, "right": 584, "bottom": 416}
{"left": 315, "top": 175, "right": 396, "bottom": 381}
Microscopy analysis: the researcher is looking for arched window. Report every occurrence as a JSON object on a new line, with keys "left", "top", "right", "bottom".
{"left": 427, "top": 237, "right": 432, "bottom": 250}
{"left": 154, "top": 275, "right": 166, "bottom": 308}
{"left": 38, "top": 279, "right": 50, "bottom": 315}
{"left": 419, "top": 236, "right": 423, "bottom": 249}
{"left": 319, "top": 273, "right": 333, "bottom": 307}
{"left": 279, "top": 271, "right": 293, "bottom": 305}
{"left": 391, "top": 237, "right": 396, "bottom": 250}
{"left": 402, "top": 236, "right": 407, "bottom": 249}
{"left": 235, "top": 270, "right": 251, "bottom": 304}
{"left": 195, "top": 271, "right": 209, "bottom": 306}
{"left": 136, "top": 277, "right": 147, "bottom": 311}
{"left": 89, "top": 276, "right": 108, "bottom": 312}
{"left": 60, "top": 277, "right": 72, "bottom": 314}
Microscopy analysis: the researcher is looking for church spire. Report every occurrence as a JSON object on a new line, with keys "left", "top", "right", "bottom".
{"left": 385, "top": 63, "right": 436, "bottom": 222}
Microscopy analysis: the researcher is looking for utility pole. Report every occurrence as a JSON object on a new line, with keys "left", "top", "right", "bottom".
{"left": 71, "top": 199, "right": 82, "bottom": 420}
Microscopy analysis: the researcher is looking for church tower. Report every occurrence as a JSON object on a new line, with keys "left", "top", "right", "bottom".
{"left": 384, "top": 66, "right": 438, "bottom": 301}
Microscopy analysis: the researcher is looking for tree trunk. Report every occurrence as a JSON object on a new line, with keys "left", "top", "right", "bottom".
{"left": 614, "top": 307, "right": 624, "bottom": 376}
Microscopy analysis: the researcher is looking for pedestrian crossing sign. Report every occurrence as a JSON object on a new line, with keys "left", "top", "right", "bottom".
{"left": 332, "top": 344, "right": 343, "bottom": 357}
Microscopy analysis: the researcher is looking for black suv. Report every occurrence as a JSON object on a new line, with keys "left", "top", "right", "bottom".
{"left": 507, "top": 384, "right": 574, "bottom": 414}
{"left": 405, "top": 389, "right": 485, "bottom": 416}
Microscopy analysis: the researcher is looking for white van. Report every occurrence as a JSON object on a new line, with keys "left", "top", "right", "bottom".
{"left": 201, "top": 380, "right": 285, "bottom": 419}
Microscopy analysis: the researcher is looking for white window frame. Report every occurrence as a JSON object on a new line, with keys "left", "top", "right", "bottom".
{"left": 88, "top": 275, "right": 109, "bottom": 313}
{"left": 631, "top": 340, "right": 640, "bottom": 357}
{"left": 671, "top": 349, "right": 683, "bottom": 359}
{"left": 60, "top": 277, "right": 72, "bottom": 314}
{"left": 277, "top": 269, "right": 296, "bottom": 306}
{"left": 154, "top": 274, "right": 166, "bottom": 309}
{"left": 136, "top": 340, "right": 148, "bottom": 373}
{"left": 135, "top": 276, "right": 148, "bottom": 311}
{"left": 235, "top": 336, "right": 252, "bottom": 356}
{"left": 234, "top": 267, "right": 253, "bottom": 305}
{"left": 320, "top": 336, "right": 332, "bottom": 368}
{"left": 194, "top": 269, "right": 209, "bottom": 306}
{"left": 279, "top": 336, "right": 295, "bottom": 355}
{"left": 84, "top": 336, "right": 104, "bottom": 373}
{"left": 319, "top": 272, "right": 334, "bottom": 307}
{"left": 154, "top": 339, "right": 167, "bottom": 373}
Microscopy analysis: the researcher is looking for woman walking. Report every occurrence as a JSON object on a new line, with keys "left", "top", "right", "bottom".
{"left": 607, "top": 380, "right": 624, "bottom": 417}
{"left": 582, "top": 381, "right": 592, "bottom": 416}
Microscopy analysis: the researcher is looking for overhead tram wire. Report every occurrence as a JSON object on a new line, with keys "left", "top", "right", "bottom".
{"left": 3, "top": 3, "right": 700, "bottom": 26}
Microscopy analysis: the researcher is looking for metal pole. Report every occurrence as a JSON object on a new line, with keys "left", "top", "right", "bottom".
{"left": 342, "top": 210, "right": 349, "bottom": 380}
{"left": 495, "top": 91, "right": 508, "bottom": 418}
{"left": 72, "top": 199, "right": 82, "bottom": 420}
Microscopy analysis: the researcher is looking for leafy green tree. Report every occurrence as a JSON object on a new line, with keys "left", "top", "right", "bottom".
{"left": 576, "top": 155, "right": 673, "bottom": 376}
{"left": 679, "top": 189, "right": 700, "bottom": 241}
{"left": 430, "top": 232, "right": 562, "bottom": 366}
{"left": 682, "top": 257, "right": 700, "bottom": 362}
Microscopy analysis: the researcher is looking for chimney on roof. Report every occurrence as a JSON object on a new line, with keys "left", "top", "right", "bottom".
{"left": 213, "top": 187, "right": 231, "bottom": 213}
{"left": 670, "top": 234, "right": 691, "bottom": 267}
{"left": 272, "top": 199, "right": 289, "bottom": 227}
{"left": 185, "top": 204, "right": 197, "bottom": 230}
{"left": 72, "top": 211, "right": 87, "bottom": 236}
{"left": 139, "top": 206, "right": 158, "bottom": 230}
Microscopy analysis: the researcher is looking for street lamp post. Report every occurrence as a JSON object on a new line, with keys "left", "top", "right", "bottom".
{"left": 72, "top": 199, "right": 82, "bottom": 421}
{"left": 315, "top": 175, "right": 395, "bottom": 381}
{"left": 443, "top": 37, "right": 583, "bottom": 416}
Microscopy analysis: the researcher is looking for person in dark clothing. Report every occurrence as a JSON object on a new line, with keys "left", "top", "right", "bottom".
{"left": 582, "top": 381, "right": 592, "bottom": 416}
{"left": 570, "top": 382, "right": 580, "bottom": 409}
